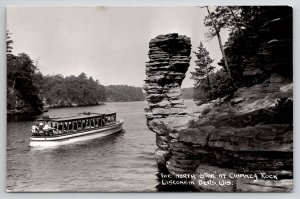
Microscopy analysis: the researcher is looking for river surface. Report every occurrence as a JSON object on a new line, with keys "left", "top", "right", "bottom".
{"left": 7, "top": 100, "right": 198, "bottom": 192}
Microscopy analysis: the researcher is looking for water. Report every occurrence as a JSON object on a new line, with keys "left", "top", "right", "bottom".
{"left": 7, "top": 100, "right": 198, "bottom": 192}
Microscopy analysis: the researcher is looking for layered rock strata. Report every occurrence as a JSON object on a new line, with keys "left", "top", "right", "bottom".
{"left": 243, "top": 7, "right": 292, "bottom": 84}
{"left": 183, "top": 82, "right": 293, "bottom": 192}
{"left": 144, "top": 34, "right": 293, "bottom": 192}
{"left": 143, "top": 33, "right": 193, "bottom": 170}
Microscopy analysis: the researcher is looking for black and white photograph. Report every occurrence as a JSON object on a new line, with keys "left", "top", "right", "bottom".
{"left": 6, "top": 6, "right": 293, "bottom": 192}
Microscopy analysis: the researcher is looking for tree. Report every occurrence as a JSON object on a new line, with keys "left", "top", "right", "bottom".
{"left": 203, "top": 6, "right": 237, "bottom": 88}
{"left": 193, "top": 68, "right": 236, "bottom": 103}
{"left": 7, "top": 31, "right": 44, "bottom": 114}
{"left": 39, "top": 73, "right": 107, "bottom": 107}
{"left": 6, "top": 30, "right": 13, "bottom": 54}
{"left": 191, "top": 42, "right": 215, "bottom": 93}
{"left": 7, "top": 52, "right": 43, "bottom": 113}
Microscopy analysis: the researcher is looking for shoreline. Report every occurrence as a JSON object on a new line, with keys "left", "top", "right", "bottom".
{"left": 7, "top": 100, "right": 146, "bottom": 122}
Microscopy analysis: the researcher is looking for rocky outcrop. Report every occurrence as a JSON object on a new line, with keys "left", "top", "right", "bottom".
{"left": 183, "top": 82, "right": 293, "bottom": 192}
{"left": 243, "top": 7, "right": 292, "bottom": 85}
{"left": 143, "top": 33, "right": 194, "bottom": 170}
{"left": 144, "top": 34, "right": 293, "bottom": 192}
{"left": 144, "top": 33, "right": 191, "bottom": 119}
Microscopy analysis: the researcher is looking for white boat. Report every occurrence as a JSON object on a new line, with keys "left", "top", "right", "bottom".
{"left": 30, "top": 112, "right": 123, "bottom": 147}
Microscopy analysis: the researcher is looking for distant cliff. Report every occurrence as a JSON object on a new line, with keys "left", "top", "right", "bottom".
{"left": 144, "top": 33, "right": 293, "bottom": 192}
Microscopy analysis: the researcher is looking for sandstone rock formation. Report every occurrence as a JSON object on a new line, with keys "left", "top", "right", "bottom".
{"left": 143, "top": 33, "right": 194, "bottom": 170}
{"left": 243, "top": 7, "right": 292, "bottom": 85}
{"left": 184, "top": 82, "right": 293, "bottom": 192}
{"left": 144, "top": 33, "right": 191, "bottom": 119}
{"left": 144, "top": 33, "right": 293, "bottom": 192}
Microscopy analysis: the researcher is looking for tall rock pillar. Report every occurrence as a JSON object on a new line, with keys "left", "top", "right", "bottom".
{"left": 143, "top": 33, "right": 192, "bottom": 171}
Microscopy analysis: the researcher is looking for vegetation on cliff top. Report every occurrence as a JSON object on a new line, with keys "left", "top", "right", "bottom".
{"left": 191, "top": 6, "right": 292, "bottom": 103}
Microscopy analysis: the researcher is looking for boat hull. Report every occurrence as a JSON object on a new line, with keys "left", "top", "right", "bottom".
{"left": 30, "top": 121, "right": 123, "bottom": 147}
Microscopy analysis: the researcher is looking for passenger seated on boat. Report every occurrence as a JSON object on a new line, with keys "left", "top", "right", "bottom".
{"left": 31, "top": 125, "right": 39, "bottom": 135}
{"left": 36, "top": 122, "right": 44, "bottom": 134}
{"left": 43, "top": 123, "right": 51, "bottom": 131}
{"left": 31, "top": 122, "right": 45, "bottom": 136}
{"left": 39, "top": 122, "right": 44, "bottom": 130}
{"left": 43, "top": 123, "right": 54, "bottom": 136}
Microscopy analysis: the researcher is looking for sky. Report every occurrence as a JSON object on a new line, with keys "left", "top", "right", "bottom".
{"left": 7, "top": 6, "right": 228, "bottom": 88}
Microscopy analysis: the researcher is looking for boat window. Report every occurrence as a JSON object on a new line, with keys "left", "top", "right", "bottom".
{"left": 68, "top": 122, "right": 72, "bottom": 130}
{"left": 58, "top": 123, "right": 62, "bottom": 130}
{"left": 95, "top": 118, "right": 98, "bottom": 127}
{"left": 83, "top": 120, "right": 86, "bottom": 129}
{"left": 91, "top": 119, "right": 94, "bottom": 127}
{"left": 78, "top": 120, "right": 82, "bottom": 130}
{"left": 73, "top": 122, "right": 78, "bottom": 130}
{"left": 64, "top": 122, "right": 68, "bottom": 131}
{"left": 87, "top": 119, "right": 90, "bottom": 129}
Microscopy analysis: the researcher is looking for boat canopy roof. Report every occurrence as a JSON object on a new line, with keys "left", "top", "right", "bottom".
{"left": 37, "top": 113, "right": 116, "bottom": 122}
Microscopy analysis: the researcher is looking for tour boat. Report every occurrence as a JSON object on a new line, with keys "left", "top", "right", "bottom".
{"left": 30, "top": 112, "right": 124, "bottom": 147}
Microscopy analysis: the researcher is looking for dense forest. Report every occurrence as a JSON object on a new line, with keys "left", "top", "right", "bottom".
{"left": 35, "top": 74, "right": 144, "bottom": 107}
{"left": 7, "top": 31, "right": 145, "bottom": 115}
{"left": 35, "top": 72, "right": 106, "bottom": 107}
{"left": 191, "top": 6, "right": 292, "bottom": 103}
{"left": 105, "top": 85, "right": 145, "bottom": 102}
